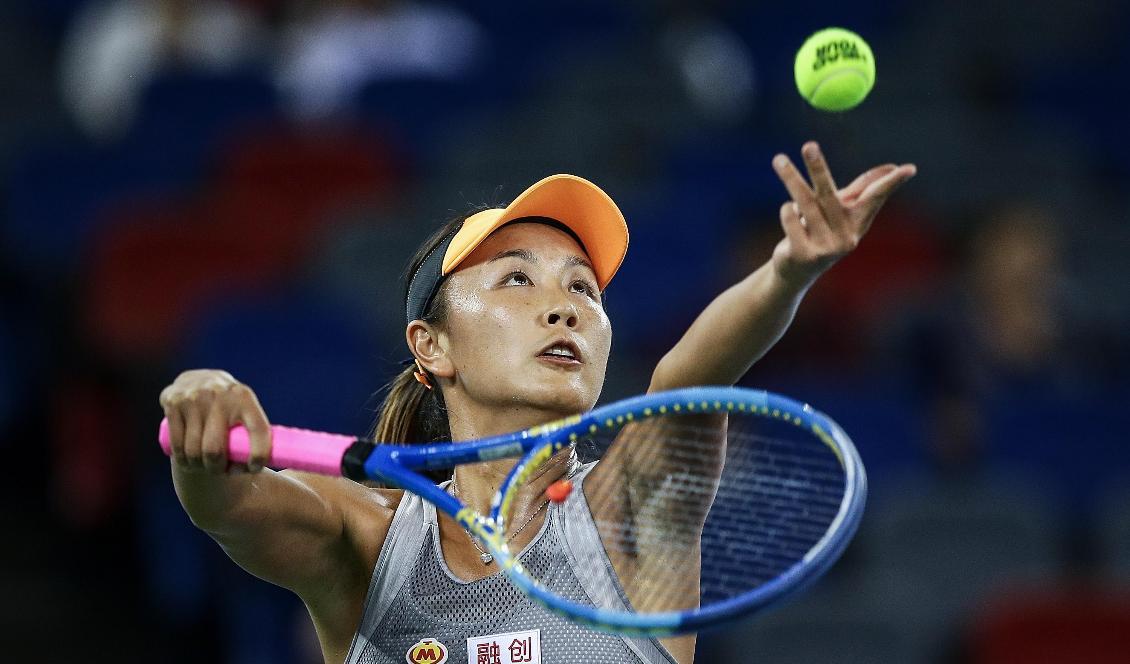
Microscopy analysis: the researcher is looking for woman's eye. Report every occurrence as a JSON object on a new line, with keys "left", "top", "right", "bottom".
{"left": 571, "top": 280, "right": 597, "bottom": 298}
{"left": 504, "top": 272, "right": 531, "bottom": 286}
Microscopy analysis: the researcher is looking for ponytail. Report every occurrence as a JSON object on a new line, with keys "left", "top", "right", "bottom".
{"left": 367, "top": 363, "right": 451, "bottom": 483}
{"left": 373, "top": 363, "right": 451, "bottom": 445}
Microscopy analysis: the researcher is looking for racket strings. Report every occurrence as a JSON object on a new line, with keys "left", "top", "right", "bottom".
{"left": 517, "top": 411, "right": 846, "bottom": 615}
{"left": 581, "top": 425, "right": 847, "bottom": 482}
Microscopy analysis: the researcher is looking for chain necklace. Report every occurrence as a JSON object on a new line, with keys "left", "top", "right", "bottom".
{"left": 451, "top": 473, "right": 549, "bottom": 565}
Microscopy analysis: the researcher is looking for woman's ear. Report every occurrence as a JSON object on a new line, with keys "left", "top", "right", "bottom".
{"left": 406, "top": 320, "right": 455, "bottom": 379}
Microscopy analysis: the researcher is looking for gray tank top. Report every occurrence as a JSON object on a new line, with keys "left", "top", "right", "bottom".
{"left": 344, "top": 462, "right": 679, "bottom": 664}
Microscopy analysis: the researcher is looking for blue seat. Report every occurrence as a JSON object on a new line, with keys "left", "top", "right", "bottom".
{"left": 137, "top": 453, "right": 309, "bottom": 664}
{"left": 127, "top": 69, "right": 278, "bottom": 174}
{"left": 863, "top": 468, "right": 1064, "bottom": 640}
{"left": 4, "top": 139, "right": 190, "bottom": 277}
{"left": 5, "top": 71, "right": 276, "bottom": 278}
{"left": 755, "top": 376, "right": 928, "bottom": 490}
{"left": 603, "top": 186, "right": 728, "bottom": 351}
{"left": 357, "top": 76, "right": 494, "bottom": 159}
{"left": 178, "top": 289, "right": 382, "bottom": 437}
{"left": 467, "top": 0, "right": 636, "bottom": 60}
{"left": 1017, "top": 59, "right": 1128, "bottom": 179}
{"left": 661, "top": 133, "right": 790, "bottom": 223}
{"left": 1098, "top": 475, "right": 1130, "bottom": 581}
{"left": 700, "top": 563, "right": 934, "bottom": 663}
{"left": 983, "top": 384, "right": 1130, "bottom": 515}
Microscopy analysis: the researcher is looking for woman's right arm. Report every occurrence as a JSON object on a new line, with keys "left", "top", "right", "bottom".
{"left": 160, "top": 369, "right": 395, "bottom": 604}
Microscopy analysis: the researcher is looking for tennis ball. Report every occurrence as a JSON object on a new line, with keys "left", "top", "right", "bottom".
{"left": 794, "top": 28, "right": 875, "bottom": 111}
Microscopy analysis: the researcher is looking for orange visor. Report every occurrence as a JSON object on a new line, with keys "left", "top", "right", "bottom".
{"left": 442, "top": 174, "right": 628, "bottom": 289}
{"left": 406, "top": 174, "right": 628, "bottom": 324}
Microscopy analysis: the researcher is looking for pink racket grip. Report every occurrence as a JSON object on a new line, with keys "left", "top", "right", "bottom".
{"left": 158, "top": 418, "right": 358, "bottom": 476}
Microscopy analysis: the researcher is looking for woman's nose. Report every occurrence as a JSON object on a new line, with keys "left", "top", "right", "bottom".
{"left": 545, "top": 304, "right": 578, "bottom": 328}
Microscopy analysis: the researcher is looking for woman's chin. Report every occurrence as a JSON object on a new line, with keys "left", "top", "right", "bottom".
{"left": 521, "top": 380, "right": 597, "bottom": 416}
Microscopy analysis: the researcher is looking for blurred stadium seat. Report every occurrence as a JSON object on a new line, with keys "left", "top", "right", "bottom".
{"left": 357, "top": 76, "right": 495, "bottom": 159}
{"left": 864, "top": 472, "right": 1063, "bottom": 630}
{"left": 304, "top": 205, "right": 427, "bottom": 355}
{"left": 752, "top": 377, "right": 928, "bottom": 486}
{"left": 79, "top": 195, "right": 292, "bottom": 361}
{"left": 128, "top": 69, "right": 278, "bottom": 169}
{"left": 215, "top": 122, "right": 406, "bottom": 222}
{"left": 970, "top": 586, "right": 1130, "bottom": 664}
{"left": 1097, "top": 478, "right": 1130, "bottom": 582}
{"left": 5, "top": 139, "right": 192, "bottom": 278}
{"left": 4, "top": 70, "right": 276, "bottom": 280}
{"left": 47, "top": 372, "right": 129, "bottom": 529}
{"left": 983, "top": 388, "right": 1130, "bottom": 513}
{"left": 137, "top": 459, "right": 308, "bottom": 664}
{"left": 701, "top": 566, "right": 934, "bottom": 663}
{"left": 660, "top": 135, "right": 787, "bottom": 219}
{"left": 463, "top": 0, "right": 637, "bottom": 86}
{"left": 434, "top": 41, "right": 693, "bottom": 193}
{"left": 177, "top": 288, "right": 380, "bottom": 436}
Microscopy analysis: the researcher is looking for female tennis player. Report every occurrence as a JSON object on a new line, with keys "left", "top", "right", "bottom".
{"left": 161, "top": 142, "right": 914, "bottom": 664}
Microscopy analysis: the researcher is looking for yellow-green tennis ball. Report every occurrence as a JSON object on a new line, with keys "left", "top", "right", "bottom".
{"left": 794, "top": 28, "right": 875, "bottom": 111}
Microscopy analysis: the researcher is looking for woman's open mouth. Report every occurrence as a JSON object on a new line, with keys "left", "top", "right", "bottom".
{"left": 536, "top": 339, "right": 583, "bottom": 366}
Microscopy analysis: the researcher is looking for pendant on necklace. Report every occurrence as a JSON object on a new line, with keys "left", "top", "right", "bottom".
{"left": 480, "top": 552, "right": 493, "bottom": 564}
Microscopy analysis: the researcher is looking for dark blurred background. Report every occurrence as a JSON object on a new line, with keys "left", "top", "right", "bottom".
{"left": 2, "top": 0, "right": 1129, "bottom": 661}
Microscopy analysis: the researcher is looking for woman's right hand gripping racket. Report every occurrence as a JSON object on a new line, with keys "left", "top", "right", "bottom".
{"left": 158, "top": 386, "right": 866, "bottom": 636}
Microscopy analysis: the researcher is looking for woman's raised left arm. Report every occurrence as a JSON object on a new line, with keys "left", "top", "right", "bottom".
{"left": 649, "top": 141, "right": 917, "bottom": 392}
{"left": 590, "top": 142, "right": 916, "bottom": 620}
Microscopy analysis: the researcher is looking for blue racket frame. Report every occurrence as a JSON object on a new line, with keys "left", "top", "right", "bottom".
{"left": 360, "top": 386, "right": 867, "bottom": 636}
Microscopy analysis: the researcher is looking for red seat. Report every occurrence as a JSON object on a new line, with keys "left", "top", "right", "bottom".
{"left": 806, "top": 203, "right": 947, "bottom": 326}
{"left": 49, "top": 375, "right": 129, "bottom": 529}
{"left": 971, "top": 585, "right": 1130, "bottom": 664}
{"left": 81, "top": 124, "right": 407, "bottom": 362}
{"left": 215, "top": 122, "right": 407, "bottom": 229}
{"left": 81, "top": 196, "right": 289, "bottom": 361}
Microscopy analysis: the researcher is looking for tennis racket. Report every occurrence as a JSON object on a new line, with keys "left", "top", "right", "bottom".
{"left": 157, "top": 386, "right": 866, "bottom": 636}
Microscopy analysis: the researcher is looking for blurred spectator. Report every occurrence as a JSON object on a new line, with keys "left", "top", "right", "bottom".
{"left": 913, "top": 202, "right": 1069, "bottom": 463}
{"left": 658, "top": 5, "right": 757, "bottom": 127}
{"left": 59, "top": 0, "right": 267, "bottom": 141}
{"left": 966, "top": 203, "right": 1063, "bottom": 379}
{"left": 275, "top": 0, "right": 484, "bottom": 119}
{"left": 908, "top": 201, "right": 1130, "bottom": 516}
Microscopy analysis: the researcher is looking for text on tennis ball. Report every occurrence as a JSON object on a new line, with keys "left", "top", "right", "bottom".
{"left": 812, "top": 40, "right": 869, "bottom": 71}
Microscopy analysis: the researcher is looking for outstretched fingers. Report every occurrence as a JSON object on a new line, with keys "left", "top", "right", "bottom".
{"left": 859, "top": 164, "right": 917, "bottom": 204}
{"left": 772, "top": 152, "right": 816, "bottom": 210}
{"left": 841, "top": 164, "right": 898, "bottom": 204}
{"left": 801, "top": 142, "right": 838, "bottom": 203}
{"left": 772, "top": 152, "right": 836, "bottom": 242}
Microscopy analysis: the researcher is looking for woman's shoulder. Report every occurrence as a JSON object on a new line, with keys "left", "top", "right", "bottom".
{"left": 279, "top": 470, "right": 406, "bottom": 536}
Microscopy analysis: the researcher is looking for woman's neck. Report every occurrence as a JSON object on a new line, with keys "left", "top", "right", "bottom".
{"left": 440, "top": 389, "right": 579, "bottom": 524}
{"left": 451, "top": 450, "right": 574, "bottom": 528}
{"left": 444, "top": 395, "right": 568, "bottom": 442}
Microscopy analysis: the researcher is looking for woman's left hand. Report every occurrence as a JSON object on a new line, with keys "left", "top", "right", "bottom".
{"left": 770, "top": 141, "right": 917, "bottom": 288}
